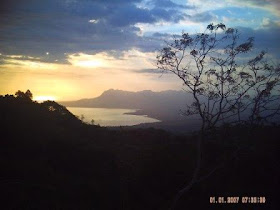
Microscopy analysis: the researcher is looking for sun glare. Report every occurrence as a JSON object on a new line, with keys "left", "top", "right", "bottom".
{"left": 68, "top": 53, "right": 105, "bottom": 68}
{"left": 34, "top": 96, "right": 56, "bottom": 102}
{"left": 76, "top": 60, "right": 103, "bottom": 68}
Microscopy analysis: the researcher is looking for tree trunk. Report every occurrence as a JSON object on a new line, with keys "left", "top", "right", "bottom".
{"left": 169, "top": 130, "right": 204, "bottom": 210}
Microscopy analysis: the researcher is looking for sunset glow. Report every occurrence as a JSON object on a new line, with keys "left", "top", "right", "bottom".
{"left": 68, "top": 53, "right": 105, "bottom": 68}
{"left": 0, "top": 0, "right": 279, "bottom": 100}
{"left": 34, "top": 96, "right": 57, "bottom": 102}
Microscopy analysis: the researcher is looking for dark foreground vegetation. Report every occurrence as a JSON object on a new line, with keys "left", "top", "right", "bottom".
{"left": 0, "top": 93, "right": 279, "bottom": 210}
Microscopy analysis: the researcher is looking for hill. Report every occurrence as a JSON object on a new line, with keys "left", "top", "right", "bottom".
{"left": 60, "top": 89, "right": 194, "bottom": 121}
{"left": 1, "top": 93, "right": 279, "bottom": 210}
{"left": 60, "top": 89, "right": 201, "bottom": 132}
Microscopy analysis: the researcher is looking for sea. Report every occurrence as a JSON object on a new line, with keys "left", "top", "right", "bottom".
{"left": 67, "top": 107, "right": 160, "bottom": 126}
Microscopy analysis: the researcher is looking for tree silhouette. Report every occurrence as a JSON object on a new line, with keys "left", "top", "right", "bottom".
{"left": 15, "top": 89, "right": 33, "bottom": 101}
{"left": 157, "top": 23, "right": 280, "bottom": 129}
{"left": 80, "top": 114, "right": 85, "bottom": 122}
{"left": 156, "top": 23, "right": 280, "bottom": 209}
{"left": 25, "top": 89, "right": 33, "bottom": 100}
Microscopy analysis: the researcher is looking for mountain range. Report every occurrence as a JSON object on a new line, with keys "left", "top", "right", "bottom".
{"left": 60, "top": 89, "right": 194, "bottom": 120}
{"left": 60, "top": 89, "right": 201, "bottom": 132}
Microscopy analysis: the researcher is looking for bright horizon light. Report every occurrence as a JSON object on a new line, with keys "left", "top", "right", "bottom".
{"left": 68, "top": 53, "right": 105, "bottom": 68}
{"left": 0, "top": 0, "right": 279, "bottom": 101}
{"left": 34, "top": 96, "right": 57, "bottom": 102}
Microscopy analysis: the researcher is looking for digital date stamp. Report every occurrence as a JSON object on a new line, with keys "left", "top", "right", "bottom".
{"left": 210, "top": 196, "right": 266, "bottom": 204}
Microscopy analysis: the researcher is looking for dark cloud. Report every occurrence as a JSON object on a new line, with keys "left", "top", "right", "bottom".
{"left": 236, "top": 25, "right": 280, "bottom": 57}
{"left": 152, "top": 32, "right": 171, "bottom": 37}
{"left": 0, "top": 0, "right": 189, "bottom": 64}
{"left": 135, "top": 68, "right": 171, "bottom": 74}
{"left": 150, "top": 8, "right": 187, "bottom": 23}
{"left": 151, "top": 32, "right": 181, "bottom": 43}
{"left": 152, "top": 32, "right": 175, "bottom": 38}
{"left": 0, "top": 0, "right": 279, "bottom": 66}
{"left": 235, "top": 0, "right": 280, "bottom": 10}
{"left": 107, "top": 5, "right": 155, "bottom": 27}
{"left": 0, "top": 0, "right": 142, "bottom": 13}
{"left": 0, "top": 13, "right": 155, "bottom": 63}
{"left": 149, "top": 0, "right": 194, "bottom": 9}
{"left": 190, "top": 11, "right": 217, "bottom": 23}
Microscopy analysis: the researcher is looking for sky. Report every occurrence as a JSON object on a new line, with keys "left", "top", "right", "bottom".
{"left": 0, "top": 0, "right": 279, "bottom": 100}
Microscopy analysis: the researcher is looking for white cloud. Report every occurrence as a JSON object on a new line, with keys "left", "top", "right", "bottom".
{"left": 188, "top": 0, "right": 280, "bottom": 16}
{"left": 89, "top": 19, "right": 99, "bottom": 24}
{"left": 67, "top": 49, "right": 156, "bottom": 70}
{"left": 261, "top": 17, "right": 280, "bottom": 28}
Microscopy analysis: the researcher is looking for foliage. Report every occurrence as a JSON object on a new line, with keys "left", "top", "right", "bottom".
{"left": 157, "top": 23, "right": 280, "bottom": 130}
{"left": 15, "top": 89, "right": 33, "bottom": 101}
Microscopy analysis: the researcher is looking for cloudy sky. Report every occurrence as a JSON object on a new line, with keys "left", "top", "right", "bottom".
{"left": 0, "top": 0, "right": 279, "bottom": 100}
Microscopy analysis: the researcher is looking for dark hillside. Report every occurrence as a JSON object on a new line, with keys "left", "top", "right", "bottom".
{"left": 0, "top": 95, "right": 120, "bottom": 209}
{"left": 0, "top": 94, "right": 279, "bottom": 209}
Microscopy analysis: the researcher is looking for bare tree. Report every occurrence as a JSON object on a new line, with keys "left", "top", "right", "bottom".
{"left": 156, "top": 23, "right": 280, "bottom": 209}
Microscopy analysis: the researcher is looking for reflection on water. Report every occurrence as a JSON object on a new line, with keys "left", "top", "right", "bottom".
{"left": 67, "top": 107, "right": 160, "bottom": 126}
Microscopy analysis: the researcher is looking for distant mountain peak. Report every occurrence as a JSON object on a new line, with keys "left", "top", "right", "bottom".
{"left": 59, "top": 89, "right": 194, "bottom": 122}
{"left": 140, "top": 90, "right": 152, "bottom": 93}
{"left": 101, "top": 89, "right": 184, "bottom": 95}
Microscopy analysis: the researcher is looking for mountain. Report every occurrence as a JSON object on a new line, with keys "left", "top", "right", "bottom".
{"left": 60, "top": 89, "right": 195, "bottom": 122}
